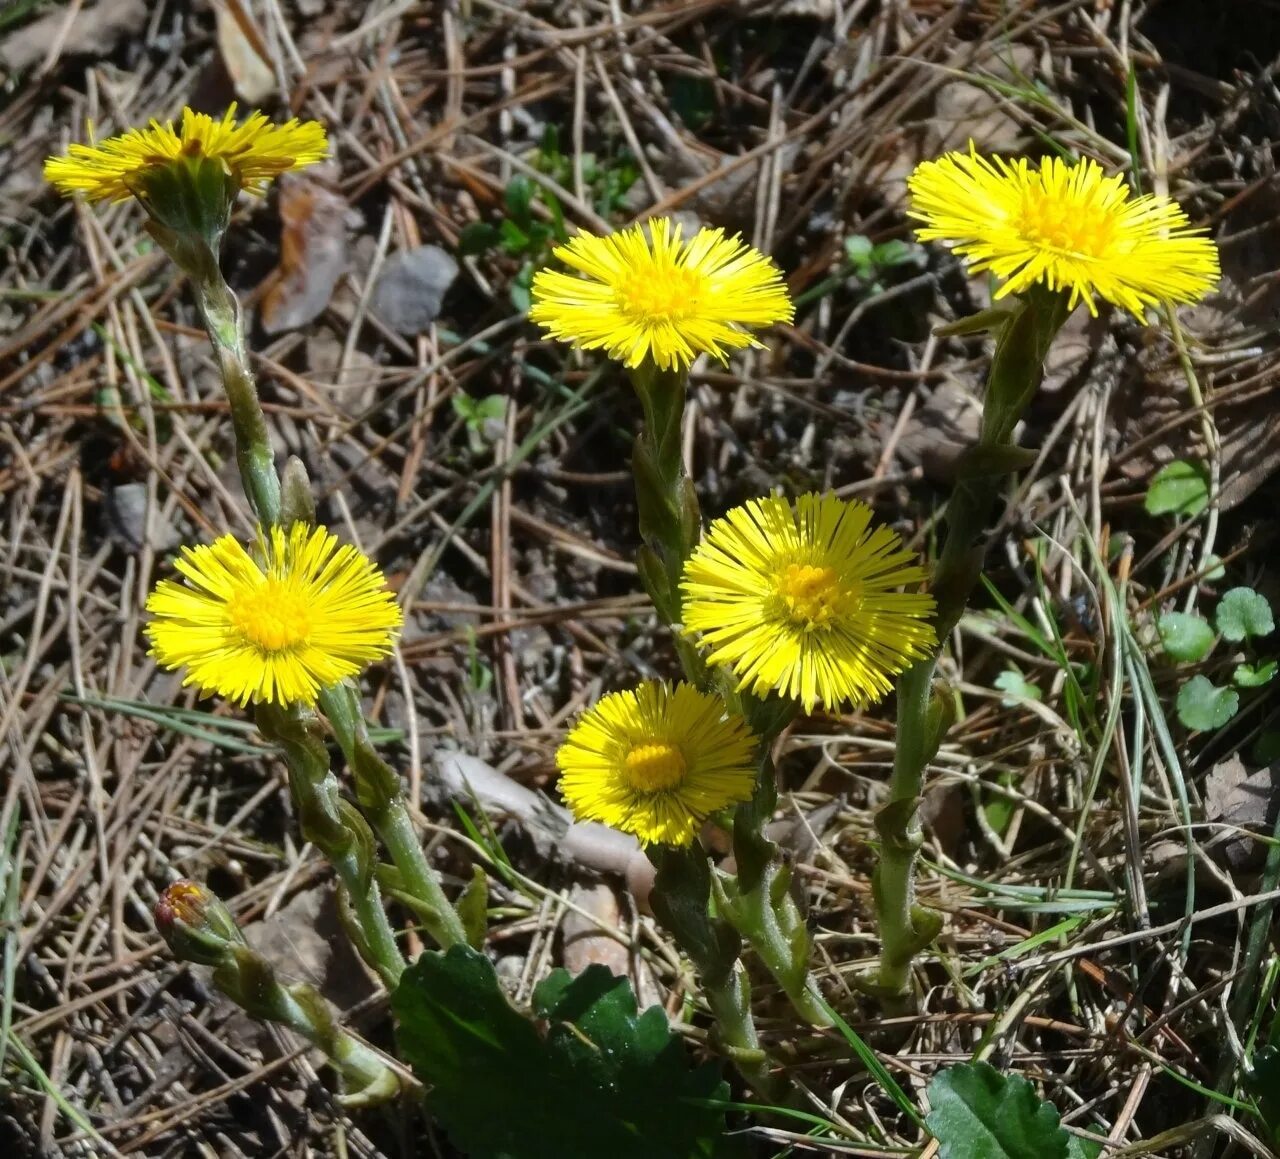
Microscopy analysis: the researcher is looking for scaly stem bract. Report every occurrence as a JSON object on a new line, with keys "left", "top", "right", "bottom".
{"left": 873, "top": 289, "right": 1069, "bottom": 997}
{"left": 321, "top": 683, "right": 467, "bottom": 950}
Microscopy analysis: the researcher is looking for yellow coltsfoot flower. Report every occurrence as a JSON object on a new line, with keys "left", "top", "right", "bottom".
{"left": 529, "top": 217, "right": 793, "bottom": 371}
{"left": 907, "top": 145, "right": 1220, "bottom": 317}
{"left": 682, "top": 493, "right": 937, "bottom": 713}
{"left": 146, "top": 524, "right": 401, "bottom": 708}
{"left": 45, "top": 103, "right": 327, "bottom": 203}
{"left": 46, "top": 104, "right": 326, "bottom": 244}
{"left": 556, "top": 682, "right": 757, "bottom": 847}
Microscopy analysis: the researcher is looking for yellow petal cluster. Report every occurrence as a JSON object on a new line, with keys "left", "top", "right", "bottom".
{"left": 907, "top": 145, "right": 1219, "bottom": 317}
{"left": 682, "top": 493, "right": 936, "bottom": 713}
{"left": 45, "top": 104, "right": 327, "bottom": 203}
{"left": 146, "top": 524, "right": 401, "bottom": 707}
{"left": 529, "top": 218, "right": 793, "bottom": 370}
{"left": 556, "top": 682, "right": 757, "bottom": 846}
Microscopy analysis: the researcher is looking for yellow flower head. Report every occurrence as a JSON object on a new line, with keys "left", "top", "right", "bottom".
{"left": 906, "top": 145, "right": 1220, "bottom": 318}
{"left": 529, "top": 218, "right": 794, "bottom": 371}
{"left": 682, "top": 493, "right": 937, "bottom": 713}
{"left": 45, "top": 104, "right": 328, "bottom": 204}
{"left": 556, "top": 681, "right": 758, "bottom": 847}
{"left": 146, "top": 524, "right": 402, "bottom": 708}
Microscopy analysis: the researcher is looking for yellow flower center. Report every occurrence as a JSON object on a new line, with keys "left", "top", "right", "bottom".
{"left": 1017, "top": 190, "right": 1115, "bottom": 259}
{"left": 775, "top": 562, "right": 851, "bottom": 630}
{"left": 228, "top": 580, "right": 312, "bottom": 653}
{"left": 624, "top": 741, "right": 687, "bottom": 792}
{"left": 617, "top": 268, "right": 704, "bottom": 324}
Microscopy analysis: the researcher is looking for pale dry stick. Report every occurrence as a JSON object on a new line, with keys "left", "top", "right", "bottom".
{"left": 812, "top": 275, "right": 935, "bottom": 383}
{"left": 873, "top": 335, "right": 938, "bottom": 479}
{"left": 1111, "top": 1115, "right": 1276, "bottom": 1159}
{"left": 468, "top": 137, "right": 612, "bottom": 234}
{"left": 592, "top": 53, "right": 665, "bottom": 206}
{"left": 755, "top": 83, "right": 786, "bottom": 255}
{"left": 442, "top": 6, "right": 466, "bottom": 153}
{"left": 1014, "top": 886, "right": 1280, "bottom": 974}
{"left": 339, "top": 202, "right": 397, "bottom": 387}
{"left": 571, "top": 5, "right": 587, "bottom": 205}
{"left": 492, "top": 388, "right": 521, "bottom": 732}
{"left": 328, "top": 0, "right": 418, "bottom": 51}
{"left": 0, "top": 474, "right": 74, "bottom": 751}
{"left": 64, "top": 473, "right": 110, "bottom": 893}
{"left": 1106, "top": 1061, "right": 1153, "bottom": 1146}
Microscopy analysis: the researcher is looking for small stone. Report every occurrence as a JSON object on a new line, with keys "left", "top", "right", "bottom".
{"left": 370, "top": 245, "right": 459, "bottom": 335}
{"left": 105, "top": 483, "right": 180, "bottom": 553}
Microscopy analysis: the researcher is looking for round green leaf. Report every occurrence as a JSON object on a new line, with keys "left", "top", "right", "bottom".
{"left": 1234, "top": 661, "right": 1277, "bottom": 689}
{"left": 1144, "top": 460, "right": 1210, "bottom": 518}
{"left": 1157, "top": 612, "right": 1215, "bottom": 662}
{"left": 1216, "top": 587, "right": 1275, "bottom": 642}
{"left": 1176, "top": 675, "right": 1239, "bottom": 732}
{"left": 925, "top": 1062, "right": 1080, "bottom": 1159}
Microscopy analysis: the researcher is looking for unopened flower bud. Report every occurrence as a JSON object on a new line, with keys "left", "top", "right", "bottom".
{"left": 154, "top": 879, "right": 243, "bottom": 967}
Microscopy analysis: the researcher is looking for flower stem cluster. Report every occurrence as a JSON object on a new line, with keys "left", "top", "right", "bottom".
{"left": 47, "top": 106, "right": 468, "bottom": 1104}
{"left": 155, "top": 881, "right": 405, "bottom": 1106}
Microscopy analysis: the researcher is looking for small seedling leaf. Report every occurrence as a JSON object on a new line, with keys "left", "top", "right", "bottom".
{"left": 844, "top": 234, "right": 874, "bottom": 269}
{"left": 504, "top": 174, "right": 535, "bottom": 222}
{"left": 1234, "top": 660, "right": 1277, "bottom": 688}
{"left": 1144, "top": 460, "right": 1210, "bottom": 518}
{"left": 1157, "top": 612, "right": 1215, "bottom": 662}
{"left": 1216, "top": 588, "right": 1275, "bottom": 642}
{"left": 393, "top": 946, "right": 739, "bottom": 1159}
{"left": 925, "top": 1061, "right": 1096, "bottom": 1159}
{"left": 994, "top": 669, "right": 1043, "bottom": 705}
{"left": 457, "top": 221, "right": 501, "bottom": 255}
{"left": 1176, "top": 675, "right": 1239, "bottom": 732}
{"left": 871, "top": 239, "right": 914, "bottom": 268}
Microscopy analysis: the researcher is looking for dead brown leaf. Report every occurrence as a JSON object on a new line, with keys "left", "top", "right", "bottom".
{"left": 260, "top": 170, "right": 350, "bottom": 335}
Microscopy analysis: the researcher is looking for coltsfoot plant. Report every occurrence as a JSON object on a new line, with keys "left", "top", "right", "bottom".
{"left": 47, "top": 104, "right": 1222, "bottom": 1154}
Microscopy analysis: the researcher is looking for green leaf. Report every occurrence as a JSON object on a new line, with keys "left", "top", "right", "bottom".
{"left": 1234, "top": 660, "right": 1277, "bottom": 688}
{"left": 871, "top": 239, "right": 914, "bottom": 268}
{"left": 926, "top": 1062, "right": 1097, "bottom": 1159}
{"left": 844, "top": 234, "right": 874, "bottom": 273}
{"left": 392, "top": 947, "right": 740, "bottom": 1159}
{"left": 993, "top": 669, "right": 1043, "bottom": 706}
{"left": 1175, "top": 675, "right": 1239, "bottom": 731}
{"left": 457, "top": 221, "right": 501, "bottom": 255}
{"left": 1216, "top": 587, "right": 1275, "bottom": 642}
{"left": 1246, "top": 1044, "right": 1280, "bottom": 1141}
{"left": 499, "top": 217, "right": 532, "bottom": 255}
{"left": 1144, "top": 460, "right": 1210, "bottom": 518}
{"left": 504, "top": 174, "right": 535, "bottom": 222}
{"left": 509, "top": 262, "right": 534, "bottom": 314}
{"left": 1157, "top": 612, "right": 1215, "bottom": 662}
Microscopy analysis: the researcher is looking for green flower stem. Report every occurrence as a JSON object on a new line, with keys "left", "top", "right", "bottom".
{"left": 872, "top": 289, "right": 1070, "bottom": 997}
{"left": 649, "top": 846, "right": 780, "bottom": 1098}
{"left": 627, "top": 359, "right": 707, "bottom": 685}
{"left": 320, "top": 683, "right": 467, "bottom": 950}
{"left": 159, "top": 231, "right": 281, "bottom": 526}
{"left": 156, "top": 880, "right": 405, "bottom": 1107}
{"left": 717, "top": 704, "right": 831, "bottom": 1027}
{"left": 702, "top": 961, "right": 779, "bottom": 1098}
{"left": 257, "top": 702, "right": 405, "bottom": 988}
{"left": 217, "top": 943, "right": 405, "bottom": 1106}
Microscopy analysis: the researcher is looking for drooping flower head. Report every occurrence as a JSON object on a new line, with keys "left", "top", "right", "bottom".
{"left": 906, "top": 145, "right": 1220, "bottom": 318}
{"left": 146, "top": 523, "right": 402, "bottom": 708}
{"left": 682, "top": 493, "right": 936, "bottom": 713}
{"left": 529, "top": 218, "right": 794, "bottom": 371}
{"left": 45, "top": 104, "right": 327, "bottom": 202}
{"left": 556, "top": 682, "right": 758, "bottom": 846}
{"left": 45, "top": 104, "right": 327, "bottom": 243}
